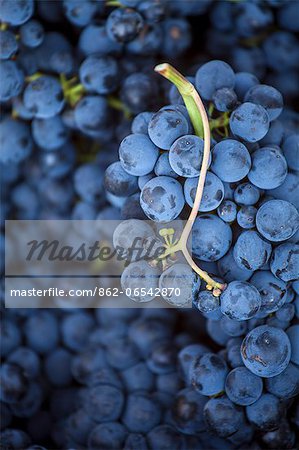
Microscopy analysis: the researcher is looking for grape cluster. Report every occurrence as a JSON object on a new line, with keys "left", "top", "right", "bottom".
{"left": 1, "top": 0, "right": 299, "bottom": 448}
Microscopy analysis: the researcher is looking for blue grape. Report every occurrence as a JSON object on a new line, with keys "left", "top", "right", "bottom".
{"left": 137, "top": 1, "right": 166, "bottom": 24}
{"left": 225, "top": 367, "right": 263, "bottom": 406}
{"left": 66, "top": 408, "right": 96, "bottom": 446}
{"left": 286, "top": 325, "right": 299, "bottom": 365}
{"left": 74, "top": 163, "right": 104, "bottom": 205}
{"left": 23, "top": 75, "right": 65, "bottom": 118}
{"left": 192, "top": 214, "right": 232, "bottom": 261}
{"left": 122, "top": 392, "right": 161, "bottom": 433}
{"left": 121, "top": 72, "right": 158, "bottom": 114}
{"left": 74, "top": 95, "right": 109, "bottom": 137}
{"left": 278, "top": 2, "right": 299, "bottom": 32}
{"left": 235, "top": 3, "right": 273, "bottom": 38}
{"left": 230, "top": 102, "right": 270, "bottom": 142}
{"left": 248, "top": 147, "right": 287, "bottom": 189}
{"left": 276, "top": 303, "right": 295, "bottom": 322}
{"left": 131, "top": 111, "right": 153, "bottom": 134}
{"left": 113, "top": 219, "right": 155, "bottom": 260}
{"left": 267, "top": 173, "right": 299, "bottom": 212}
{"left": 121, "top": 193, "right": 147, "bottom": 220}
{"left": 124, "top": 433, "right": 148, "bottom": 450}
{"left": 61, "top": 312, "right": 94, "bottom": 352}
{"left": 106, "top": 337, "right": 139, "bottom": 370}
{"left": 0, "top": 429, "right": 31, "bottom": 449}
{"left": 233, "top": 182, "right": 260, "bottom": 206}
{"left": 0, "top": 319, "right": 21, "bottom": 358}
{"left": 147, "top": 425, "right": 186, "bottom": 450}
{"left": 246, "top": 393, "right": 280, "bottom": 431}
{"left": 119, "top": 133, "right": 159, "bottom": 176}
{"left": 10, "top": 381, "right": 43, "bottom": 418}
{"left": 250, "top": 271, "right": 287, "bottom": 316}
{"left": 85, "top": 384, "right": 124, "bottom": 423}
{"left": 195, "top": 60, "right": 235, "bottom": 101}
{"left": 260, "top": 119, "right": 284, "bottom": 146}
{"left": 24, "top": 311, "right": 59, "bottom": 354}
{"left": 194, "top": 290, "right": 220, "bottom": 314}
{"left": 148, "top": 108, "right": 189, "bottom": 150}
{"left": 20, "top": 20, "right": 44, "bottom": 48}
{"left": 204, "top": 396, "right": 245, "bottom": 438}
{"left": 0, "top": 0, "right": 34, "bottom": 25}
{"left": 106, "top": 7, "right": 144, "bottom": 43}
{"left": 79, "top": 24, "right": 122, "bottom": 57}
{"left": 233, "top": 230, "right": 272, "bottom": 271}
{"left": 79, "top": 56, "right": 119, "bottom": 95}
{"left": 263, "top": 31, "right": 299, "bottom": 73}
{"left": 212, "top": 87, "right": 238, "bottom": 112}
{"left": 211, "top": 139, "right": 251, "bottom": 182}
{"left": 0, "top": 30, "right": 18, "bottom": 59}
{"left": 88, "top": 422, "right": 127, "bottom": 450}
{"left": 44, "top": 348, "right": 72, "bottom": 387}
{"left": 0, "top": 363, "right": 28, "bottom": 404}
{"left": 237, "top": 206, "right": 257, "bottom": 229}
{"left": 32, "top": 116, "right": 69, "bottom": 150}
{"left": 169, "top": 134, "right": 204, "bottom": 177}
{"left": 146, "top": 341, "right": 177, "bottom": 374}
{"left": 217, "top": 200, "right": 237, "bottom": 223}
{"left": 220, "top": 316, "right": 247, "bottom": 336}
{"left": 232, "top": 46, "right": 266, "bottom": 80}
{"left": 8, "top": 347, "right": 40, "bottom": 379}
{"left": 159, "top": 104, "right": 193, "bottom": 133}
{"left": 220, "top": 281, "right": 261, "bottom": 320}
{"left": 190, "top": 353, "right": 228, "bottom": 396}
{"left": 121, "top": 260, "right": 160, "bottom": 302}
{"left": 234, "top": 72, "right": 260, "bottom": 101}
{"left": 171, "top": 388, "right": 206, "bottom": 434}
{"left": 244, "top": 84, "right": 283, "bottom": 121}
{"left": 270, "top": 242, "right": 299, "bottom": 282}
{"left": 161, "top": 19, "right": 191, "bottom": 57}
{"left": 218, "top": 249, "right": 254, "bottom": 282}
{"left": 282, "top": 134, "right": 299, "bottom": 171}
{"left": 178, "top": 344, "right": 208, "bottom": 384}
{"left": 227, "top": 343, "right": 243, "bottom": 369}
{"left": 184, "top": 172, "right": 224, "bottom": 212}
{"left": 63, "top": 0, "right": 97, "bottom": 27}
{"left": 241, "top": 325, "right": 291, "bottom": 377}
{"left": 159, "top": 263, "right": 200, "bottom": 308}
{"left": 140, "top": 176, "right": 185, "bottom": 222}
{"left": 0, "top": 60, "right": 24, "bottom": 102}
{"left": 122, "top": 362, "right": 155, "bottom": 392}
{"left": 265, "top": 363, "right": 299, "bottom": 399}
{"left": 39, "top": 142, "right": 75, "bottom": 179}
{"left": 154, "top": 152, "right": 178, "bottom": 178}
{"left": 256, "top": 199, "right": 299, "bottom": 242}
{"left": 104, "top": 162, "right": 138, "bottom": 197}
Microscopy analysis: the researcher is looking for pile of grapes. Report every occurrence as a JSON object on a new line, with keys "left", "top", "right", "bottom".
{"left": 1, "top": 1, "right": 298, "bottom": 449}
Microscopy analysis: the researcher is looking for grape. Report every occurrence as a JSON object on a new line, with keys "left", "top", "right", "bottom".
{"left": 282, "top": 134, "right": 299, "bottom": 171}
{"left": 220, "top": 316, "right": 247, "bottom": 337}
{"left": 148, "top": 109, "right": 189, "bottom": 150}
{"left": 122, "top": 393, "right": 161, "bottom": 433}
{"left": 241, "top": 325, "right": 291, "bottom": 377}
{"left": 263, "top": 31, "right": 299, "bottom": 72}
{"left": 78, "top": 24, "right": 122, "bottom": 57}
{"left": 106, "top": 8, "right": 144, "bottom": 43}
{"left": 8, "top": 347, "right": 40, "bottom": 379}
{"left": 131, "top": 112, "right": 154, "bottom": 134}
{"left": 184, "top": 172, "right": 224, "bottom": 212}
{"left": 218, "top": 249, "right": 254, "bottom": 282}
{"left": 233, "top": 182, "right": 260, "bottom": 206}
{"left": 154, "top": 153, "right": 178, "bottom": 178}
{"left": 256, "top": 199, "right": 299, "bottom": 242}
{"left": 233, "top": 230, "right": 272, "bottom": 271}
{"left": 85, "top": 385, "right": 124, "bottom": 422}
{"left": 244, "top": 84, "right": 283, "bottom": 121}
{"left": 63, "top": 0, "right": 97, "bottom": 27}
{"left": 159, "top": 263, "right": 200, "bottom": 308}
{"left": 0, "top": 60, "right": 24, "bottom": 102}
{"left": 250, "top": 271, "right": 287, "bottom": 316}
{"left": 104, "top": 162, "right": 138, "bottom": 197}
{"left": 270, "top": 243, "right": 299, "bottom": 282}
{"left": 121, "top": 73, "right": 158, "bottom": 114}
{"left": 225, "top": 367, "right": 263, "bottom": 406}
{"left": 23, "top": 76, "right": 65, "bottom": 119}
{"left": 113, "top": 219, "right": 155, "bottom": 260}
{"left": 32, "top": 116, "right": 69, "bottom": 150}
{"left": 192, "top": 214, "right": 232, "bottom": 261}
{"left": 203, "top": 396, "right": 245, "bottom": 438}
{"left": 0, "top": 429, "right": 31, "bottom": 449}
{"left": 278, "top": 2, "right": 299, "bottom": 32}
{"left": 0, "top": 30, "right": 18, "bottom": 59}
{"left": 0, "top": 118, "right": 32, "bottom": 164}
{"left": 217, "top": 200, "right": 237, "bottom": 223}
{"left": 61, "top": 312, "right": 94, "bottom": 352}
{"left": 171, "top": 388, "right": 206, "bottom": 435}
{"left": 140, "top": 176, "right": 185, "bottom": 222}
{"left": 234, "top": 72, "right": 260, "bottom": 101}
{"left": 194, "top": 290, "right": 220, "bottom": 315}
{"left": 20, "top": 20, "right": 44, "bottom": 48}
{"left": 74, "top": 95, "right": 109, "bottom": 137}
{"left": 169, "top": 134, "right": 204, "bottom": 177}
{"left": 235, "top": 3, "right": 273, "bottom": 38}
{"left": 147, "top": 425, "right": 186, "bottom": 450}
{"left": 88, "top": 422, "right": 127, "bottom": 450}
{"left": 0, "top": 363, "right": 28, "bottom": 404}
{"left": 0, "top": 0, "right": 34, "bottom": 25}
{"left": 79, "top": 56, "right": 119, "bottom": 95}
{"left": 212, "top": 87, "right": 238, "bottom": 112}
{"left": 74, "top": 163, "right": 104, "bottom": 205}
{"left": 220, "top": 281, "right": 261, "bottom": 321}
{"left": 286, "top": 325, "right": 299, "bottom": 365}
{"left": 246, "top": 393, "right": 280, "bottom": 431}
{"left": 248, "top": 146, "right": 287, "bottom": 189}
{"left": 119, "top": 133, "right": 159, "bottom": 176}
{"left": 230, "top": 102, "right": 270, "bottom": 142}
{"left": 211, "top": 139, "right": 251, "bottom": 183}
{"left": 190, "top": 353, "right": 228, "bottom": 396}
{"left": 127, "top": 24, "right": 163, "bottom": 56}
{"left": 122, "top": 363, "right": 154, "bottom": 392}
{"left": 195, "top": 60, "right": 235, "bottom": 101}
{"left": 265, "top": 363, "right": 299, "bottom": 399}
{"left": 161, "top": 19, "right": 191, "bottom": 57}
{"left": 237, "top": 205, "right": 257, "bottom": 229}
{"left": 121, "top": 260, "right": 160, "bottom": 302}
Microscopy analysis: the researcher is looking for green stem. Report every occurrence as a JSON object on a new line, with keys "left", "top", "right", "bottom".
{"left": 108, "top": 96, "right": 132, "bottom": 119}
{"left": 155, "top": 63, "right": 204, "bottom": 139}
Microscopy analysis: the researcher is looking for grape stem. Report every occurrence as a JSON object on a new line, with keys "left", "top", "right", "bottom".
{"left": 154, "top": 63, "right": 226, "bottom": 295}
